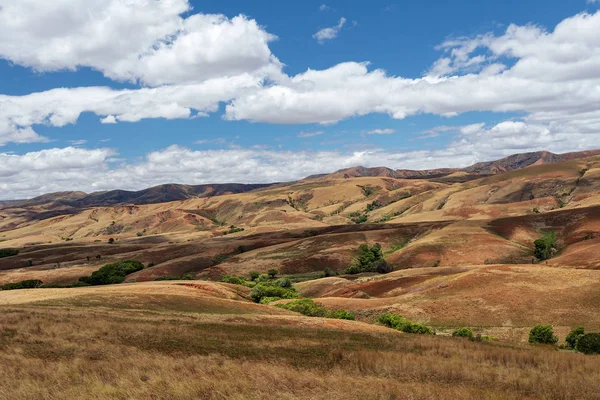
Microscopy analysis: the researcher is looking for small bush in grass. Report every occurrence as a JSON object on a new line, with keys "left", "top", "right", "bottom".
{"left": 1, "top": 279, "right": 43, "bottom": 291}
{"left": 249, "top": 271, "right": 260, "bottom": 281}
{"left": 566, "top": 326, "right": 585, "bottom": 349}
{"left": 452, "top": 328, "right": 474, "bottom": 339}
{"left": 377, "top": 313, "right": 433, "bottom": 335}
{"left": 529, "top": 325, "right": 558, "bottom": 344}
{"left": 108, "top": 238, "right": 115, "bottom": 244}
{"left": 221, "top": 275, "right": 246, "bottom": 285}
{"left": 575, "top": 333, "right": 600, "bottom": 355}
{"left": 250, "top": 283, "right": 297, "bottom": 303}
{"left": 267, "top": 269, "right": 278, "bottom": 278}
{"left": 322, "top": 267, "right": 336, "bottom": 277}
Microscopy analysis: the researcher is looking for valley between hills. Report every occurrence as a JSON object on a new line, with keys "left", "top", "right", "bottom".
{"left": 2, "top": 149, "right": 600, "bottom": 399}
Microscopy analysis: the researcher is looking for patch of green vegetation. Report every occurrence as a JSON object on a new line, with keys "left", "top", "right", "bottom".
{"left": 348, "top": 211, "right": 368, "bottom": 224}
{"left": 377, "top": 313, "right": 433, "bottom": 335}
{"left": 276, "top": 298, "right": 355, "bottom": 320}
{"left": 576, "top": 333, "right": 600, "bottom": 355}
{"left": 223, "top": 225, "right": 245, "bottom": 235}
{"left": 79, "top": 260, "right": 145, "bottom": 285}
{"left": 0, "top": 248, "right": 19, "bottom": 258}
{"left": 357, "top": 185, "right": 376, "bottom": 197}
{"left": 155, "top": 274, "right": 195, "bottom": 281}
{"left": 344, "top": 243, "right": 392, "bottom": 274}
{"left": 452, "top": 327, "right": 473, "bottom": 339}
{"left": 437, "top": 198, "right": 448, "bottom": 210}
{"left": 221, "top": 275, "right": 248, "bottom": 285}
{"left": 0, "top": 279, "right": 43, "bottom": 291}
{"left": 365, "top": 200, "right": 383, "bottom": 212}
{"left": 533, "top": 231, "right": 557, "bottom": 261}
{"left": 250, "top": 281, "right": 297, "bottom": 303}
{"left": 566, "top": 326, "right": 585, "bottom": 349}
{"left": 532, "top": 207, "right": 540, "bottom": 214}
{"left": 528, "top": 325, "right": 558, "bottom": 344}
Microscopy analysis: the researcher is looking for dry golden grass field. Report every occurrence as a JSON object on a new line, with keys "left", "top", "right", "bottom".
{"left": 1, "top": 283, "right": 600, "bottom": 400}
{"left": 2, "top": 151, "right": 600, "bottom": 398}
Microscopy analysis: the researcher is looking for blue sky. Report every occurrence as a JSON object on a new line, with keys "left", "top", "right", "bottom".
{"left": 1, "top": 0, "right": 600, "bottom": 198}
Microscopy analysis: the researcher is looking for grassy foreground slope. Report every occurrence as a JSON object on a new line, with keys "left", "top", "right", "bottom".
{"left": 1, "top": 283, "right": 600, "bottom": 400}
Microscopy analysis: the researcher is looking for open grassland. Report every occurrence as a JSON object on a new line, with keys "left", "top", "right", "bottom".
{"left": 1, "top": 292, "right": 600, "bottom": 400}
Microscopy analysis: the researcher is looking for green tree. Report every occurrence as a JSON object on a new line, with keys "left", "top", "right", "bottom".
{"left": 108, "top": 238, "right": 115, "bottom": 244}
{"left": 566, "top": 326, "right": 585, "bottom": 349}
{"left": 575, "top": 333, "right": 600, "bottom": 355}
{"left": 249, "top": 271, "right": 260, "bottom": 281}
{"left": 267, "top": 269, "right": 278, "bottom": 278}
{"left": 533, "top": 232, "right": 557, "bottom": 261}
{"left": 528, "top": 325, "right": 558, "bottom": 344}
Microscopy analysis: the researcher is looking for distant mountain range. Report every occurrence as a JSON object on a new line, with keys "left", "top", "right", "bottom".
{"left": 4, "top": 149, "right": 600, "bottom": 209}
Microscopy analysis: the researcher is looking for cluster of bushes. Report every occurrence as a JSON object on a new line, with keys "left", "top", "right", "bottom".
{"left": 221, "top": 275, "right": 247, "bottom": 285}
{"left": 344, "top": 244, "right": 392, "bottom": 274}
{"left": 377, "top": 313, "right": 433, "bottom": 335}
{"left": 0, "top": 279, "right": 43, "bottom": 291}
{"left": 534, "top": 231, "right": 557, "bottom": 261}
{"left": 528, "top": 324, "right": 600, "bottom": 355}
{"left": 79, "top": 260, "right": 144, "bottom": 285}
{"left": 366, "top": 200, "right": 383, "bottom": 212}
{"left": 0, "top": 248, "right": 19, "bottom": 258}
{"left": 276, "top": 298, "right": 355, "bottom": 320}
{"left": 250, "top": 278, "right": 297, "bottom": 304}
{"left": 529, "top": 324, "right": 558, "bottom": 344}
{"left": 348, "top": 212, "right": 368, "bottom": 224}
{"left": 223, "top": 225, "right": 245, "bottom": 235}
{"left": 155, "top": 274, "right": 194, "bottom": 281}
{"left": 565, "top": 326, "right": 600, "bottom": 354}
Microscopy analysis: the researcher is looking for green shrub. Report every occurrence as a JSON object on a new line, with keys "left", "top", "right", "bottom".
{"left": 223, "top": 226, "right": 245, "bottom": 235}
{"left": 528, "top": 325, "right": 558, "bottom": 344}
{"left": 0, "top": 279, "right": 43, "bottom": 291}
{"left": 276, "top": 277, "right": 292, "bottom": 288}
{"left": 575, "top": 333, "right": 600, "bottom": 355}
{"left": 0, "top": 248, "right": 19, "bottom": 258}
{"left": 250, "top": 283, "right": 297, "bottom": 303}
{"left": 249, "top": 271, "right": 260, "bottom": 281}
{"left": 377, "top": 313, "right": 433, "bottom": 335}
{"left": 255, "top": 274, "right": 271, "bottom": 283}
{"left": 344, "top": 243, "right": 392, "bottom": 274}
{"left": 566, "top": 326, "right": 585, "bottom": 349}
{"left": 329, "top": 310, "right": 355, "bottom": 320}
{"left": 276, "top": 298, "right": 328, "bottom": 317}
{"left": 277, "top": 298, "right": 355, "bottom": 320}
{"left": 259, "top": 297, "right": 283, "bottom": 304}
{"left": 136, "top": 232, "right": 143, "bottom": 237}
{"left": 533, "top": 232, "right": 557, "bottom": 261}
{"left": 221, "top": 275, "right": 246, "bottom": 285}
{"left": 322, "top": 267, "right": 336, "bottom": 277}
{"left": 79, "top": 260, "right": 144, "bottom": 285}
{"left": 452, "top": 328, "right": 474, "bottom": 339}
{"left": 267, "top": 269, "right": 278, "bottom": 278}
{"left": 108, "top": 238, "right": 115, "bottom": 244}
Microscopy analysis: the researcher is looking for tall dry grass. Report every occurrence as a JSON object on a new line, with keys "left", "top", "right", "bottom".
{"left": 1, "top": 305, "right": 599, "bottom": 400}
